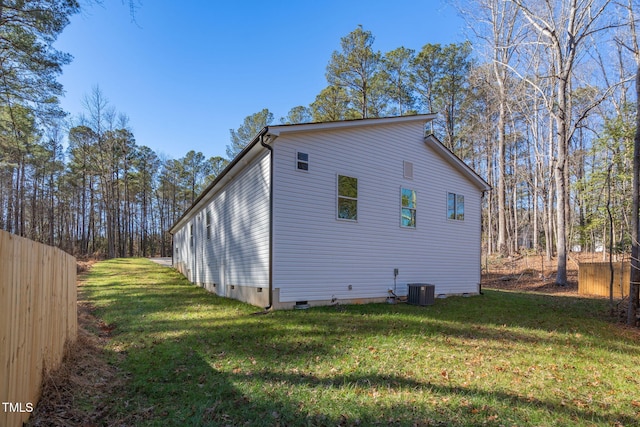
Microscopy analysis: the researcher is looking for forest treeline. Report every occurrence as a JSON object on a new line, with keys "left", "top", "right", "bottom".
{"left": 1, "top": 1, "right": 639, "bottom": 285}
{"left": 2, "top": 83, "right": 231, "bottom": 258}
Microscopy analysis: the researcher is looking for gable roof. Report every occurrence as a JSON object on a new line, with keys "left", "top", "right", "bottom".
{"left": 424, "top": 134, "right": 491, "bottom": 192}
{"left": 169, "top": 114, "right": 489, "bottom": 234}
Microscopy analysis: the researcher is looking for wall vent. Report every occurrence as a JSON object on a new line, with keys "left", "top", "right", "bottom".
{"left": 407, "top": 284, "right": 435, "bottom": 306}
{"left": 403, "top": 161, "right": 414, "bottom": 179}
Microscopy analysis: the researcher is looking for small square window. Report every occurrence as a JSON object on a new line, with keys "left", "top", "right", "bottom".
{"left": 297, "top": 152, "right": 309, "bottom": 171}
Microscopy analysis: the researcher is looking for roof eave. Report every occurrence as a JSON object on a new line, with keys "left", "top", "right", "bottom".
{"left": 169, "top": 127, "right": 272, "bottom": 234}
{"left": 268, "top": 113, "right": 438, "bottom": 136}
{"left": 424, "top": 134, "right": 491, "bottom": 192}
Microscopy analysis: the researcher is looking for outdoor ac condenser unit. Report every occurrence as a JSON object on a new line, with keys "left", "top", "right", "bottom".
{"left": 407, "top": 284, "right": 435, "bottom": 306}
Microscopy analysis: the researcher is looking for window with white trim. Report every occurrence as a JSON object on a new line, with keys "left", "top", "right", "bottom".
{"left": 447, "top": 192, "right": 464, "bottom": 220}
{"left": 337, "top": 175, "right": 358, "bottom": 221}
{"left": 401, "top": 188, "right": 416, "bottom": 228}
{"left": 190, "top": 224, "right": 194, "bottom": 247}
{"left": 296, "top": 151, "right": 309, "bottom": 171}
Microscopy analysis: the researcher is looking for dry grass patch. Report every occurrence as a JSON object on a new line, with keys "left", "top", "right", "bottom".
{"left": 27, "top": 278, "right": 124, "bottom": 425}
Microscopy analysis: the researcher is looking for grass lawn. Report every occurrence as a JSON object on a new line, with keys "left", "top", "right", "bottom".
{"left": 76, "top": 258, "right": 639, "bottom": 426}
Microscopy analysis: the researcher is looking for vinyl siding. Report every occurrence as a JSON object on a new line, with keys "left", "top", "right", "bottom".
{"left": 272, "top": 121, "right": 482, "bottom": 303}
{"left": 173, "top": 151, "right": 270, "bottom": 294}
{"left": 172, "top": 225, "right": 189, "bottom": 279}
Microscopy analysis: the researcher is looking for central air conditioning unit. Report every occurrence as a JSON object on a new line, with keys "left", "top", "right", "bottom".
{"left": 407, "top": 283, "right": 435, "bottom": 306}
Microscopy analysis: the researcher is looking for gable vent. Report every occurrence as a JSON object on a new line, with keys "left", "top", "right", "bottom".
{"left": 403, "top": 161, "right": 414, "bottom": 179}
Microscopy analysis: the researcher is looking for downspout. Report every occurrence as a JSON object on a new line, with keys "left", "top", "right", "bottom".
{"left": 260, "top": 134, "right": 274, "bottom": 310}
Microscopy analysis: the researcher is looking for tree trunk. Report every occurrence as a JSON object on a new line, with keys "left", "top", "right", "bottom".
{"left": 555, "top": 67, "right": 570, "bottom": 286}
{"left": 533, "top": 158, "right": 539, "bottom": 251}
{"left": 555, "top": 120, "right": 568, "bottom": 286}
{"left": 628, "top": 63, "right": 640, "bottom": 325}
{"left": 546, "top": 117, "right": 555, "bottom": 261}
{"left": 497, "top": 94, "right": 508, "bottom": 255}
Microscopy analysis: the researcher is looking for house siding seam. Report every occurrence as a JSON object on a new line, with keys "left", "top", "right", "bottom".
{"left": 174, "top": 151, "right": 270, "bottom": 296}
{"left": 272, "top": 121, "right": 481, "bottom": 303}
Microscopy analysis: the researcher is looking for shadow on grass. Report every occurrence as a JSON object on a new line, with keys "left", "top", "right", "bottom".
{"left": 106, "top": 337, "right": 638, "bottom": 427}
{"left": 93, "top": 288, "right": 637, "bottom": 362}
{"left": 84, "top": 259, "right": 640, "bottom": 426}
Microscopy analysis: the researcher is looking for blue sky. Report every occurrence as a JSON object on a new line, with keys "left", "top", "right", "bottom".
{"left": 55, "top": 1, "right": 468, "bottom": 160}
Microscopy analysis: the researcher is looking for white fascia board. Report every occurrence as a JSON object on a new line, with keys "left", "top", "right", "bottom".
{"left": 169, "top": 133, "right": 271, "bottom": 234}
{"left": 266, "top": 114, "right": 438, "bottom": 137}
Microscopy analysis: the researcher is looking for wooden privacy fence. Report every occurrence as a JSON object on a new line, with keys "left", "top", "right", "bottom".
{"left": 578, "top": 261, "right": 629, "bottom": 298}
{"left": 0, "top": 230, "right": 77, "bottom": 427}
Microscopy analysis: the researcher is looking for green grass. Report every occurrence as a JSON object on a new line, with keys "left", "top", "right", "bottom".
{"left": 83, "top": 258, "right": 640, "bottom": 426}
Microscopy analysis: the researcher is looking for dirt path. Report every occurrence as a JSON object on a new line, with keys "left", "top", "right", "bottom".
{"left": 27, "top": 285, "right": 124, "bottom": 426}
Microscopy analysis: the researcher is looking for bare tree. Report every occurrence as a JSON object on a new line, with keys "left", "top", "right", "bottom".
{"left": 617, "top": 0, "right": 640, "bottom": 325}
{"left": 511, "top": 0, "right": 616, "bottom": 285}
{"left": 463, "top": 0, "right": 525, "bottom": 255}
{"left": 631, "top": 57, "right": 640, "bottom": 325}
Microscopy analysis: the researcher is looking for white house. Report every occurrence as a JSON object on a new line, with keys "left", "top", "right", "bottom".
{"left": 169, "top": 115, "right": 490, "bottom": 309}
